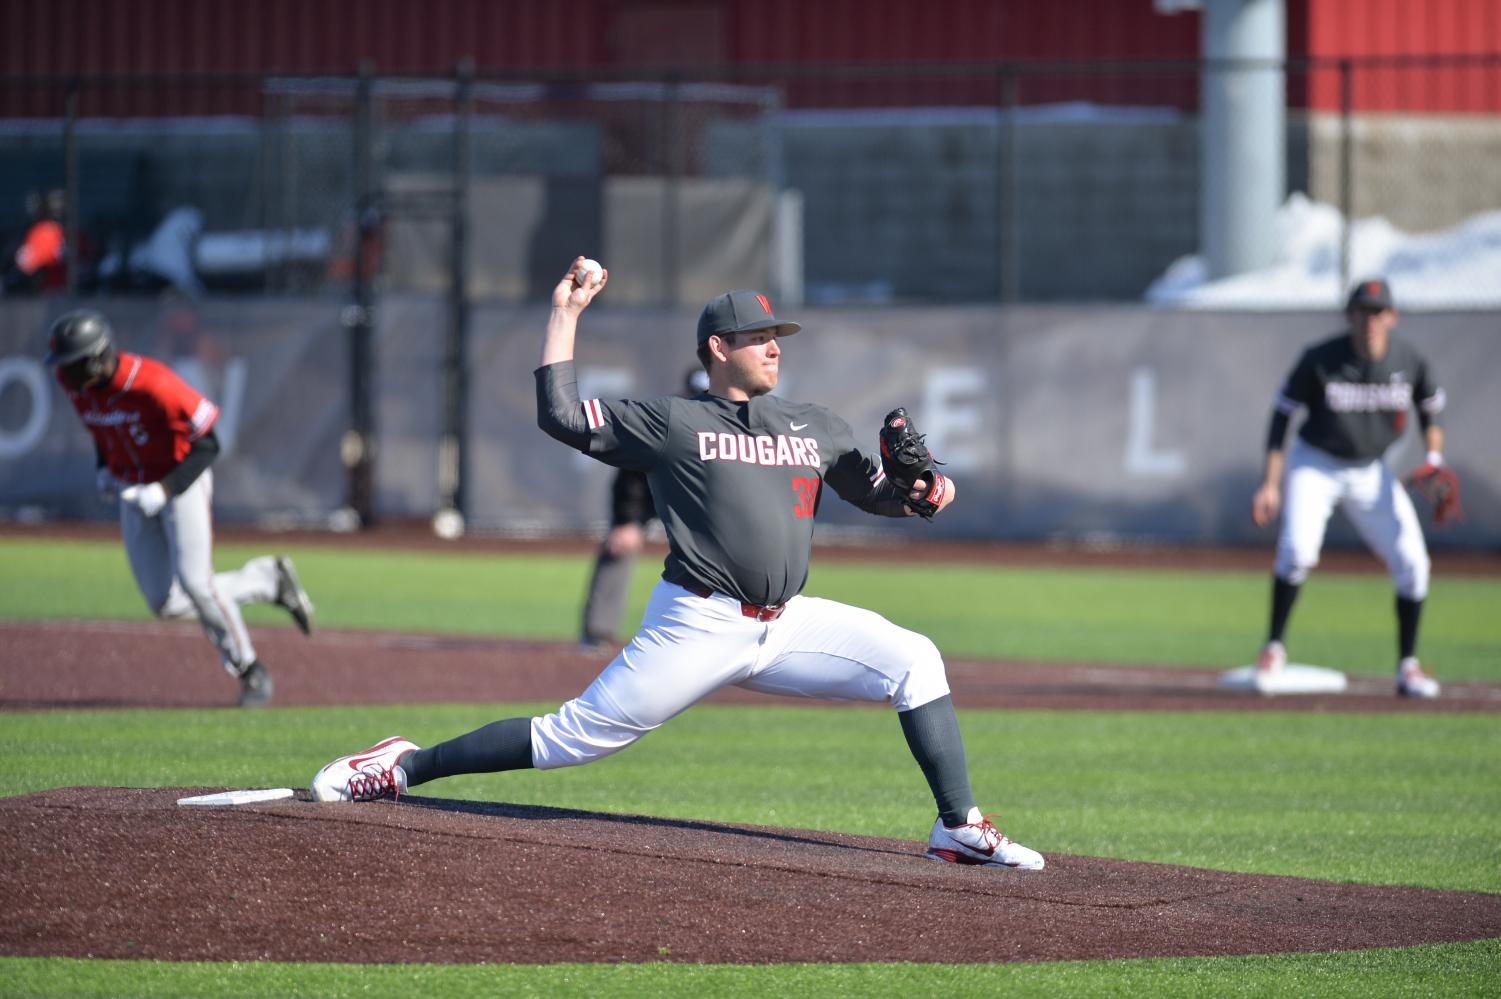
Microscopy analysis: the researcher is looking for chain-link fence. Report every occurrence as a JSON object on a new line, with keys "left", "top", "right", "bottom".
{"left": 1, "top": 57, "right": 1497, "bottom": 308}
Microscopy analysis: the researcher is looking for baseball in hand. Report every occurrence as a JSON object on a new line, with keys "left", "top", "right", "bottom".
{"left": 575, "top": 258, "right": 604, "bottom": 288}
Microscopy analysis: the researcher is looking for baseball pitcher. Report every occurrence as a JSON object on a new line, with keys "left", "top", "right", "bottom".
{"left": 46, "top": 309, "right": 317, "bottom": 706}
{"left": 1250, "top": 278, "right": 1455, "bottom": 698}
{"left": 312, "top": 257, "right": 1045, "bottom": 870}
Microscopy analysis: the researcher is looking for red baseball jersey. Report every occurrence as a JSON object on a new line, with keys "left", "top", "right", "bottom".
{"left": 59, "top": 351, "right": 219, "bottom": 485}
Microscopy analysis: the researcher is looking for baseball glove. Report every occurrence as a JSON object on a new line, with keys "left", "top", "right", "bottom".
{"left": 1406, "top": 462, "right": 1464, "bottom": 526}
{"left": 879, "top": 407, "right": 948, "bottom": 520}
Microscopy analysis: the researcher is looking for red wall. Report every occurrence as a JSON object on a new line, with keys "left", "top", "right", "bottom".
{"left": 2, "top": 0, "right": 1202, "bottom": 78}
{"left": 1302, "top": 0, "right": 1501, "bottom": 111}
{"left": 2, "top": 0, "right": 1496, "bottom": 115}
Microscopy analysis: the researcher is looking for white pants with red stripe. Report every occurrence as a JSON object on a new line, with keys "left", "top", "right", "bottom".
{"left": 119, "top": 470, "right": 279, "bottom": 676}
{"left": 1275, "top": 438, "right": 1430, "bottom": 599}
{"left": 529, "top": 579, "right": 951, "bottom": 769}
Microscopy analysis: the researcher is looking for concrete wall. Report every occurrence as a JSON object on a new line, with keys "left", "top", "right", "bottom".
{"left": 4, "top": 298, "right": 1497, "bottom": 550}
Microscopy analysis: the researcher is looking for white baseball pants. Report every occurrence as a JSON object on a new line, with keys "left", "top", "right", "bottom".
{"left": 1275, "top": 439, "right": 1430, "bottom": 599}
{"left": 530, "top": 580, "right": 952, "bottom": 769}
{"left": 119, "top": 469, "right": 279, "bottom": 675}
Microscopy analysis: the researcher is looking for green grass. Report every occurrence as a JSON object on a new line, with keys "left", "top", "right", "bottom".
{"left": 2, "top": 536, "right": 1499, "bottom": 678}
{"left": 5, "top": 705, "right": 1498, "bottom": 892}
{"left": 7, "top": 940, "right": 1501, "bottom": 999}
{"left": 3, "top": 534, "right": 1499, "bottom": 996}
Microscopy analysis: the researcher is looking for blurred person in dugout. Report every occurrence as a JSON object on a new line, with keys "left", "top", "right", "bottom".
{"left": 4, "top": 189, "right": 67, "bottom": 294}
{"left": 579, "top": 367, "right": 711, "bottom": 652}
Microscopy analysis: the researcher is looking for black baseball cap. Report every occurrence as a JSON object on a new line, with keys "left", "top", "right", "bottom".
{"left": 696, "top": 289, "right": 801, "bottom": 346}
{"left": 1347, "top": 277, "right": 1394, "bottom": 311}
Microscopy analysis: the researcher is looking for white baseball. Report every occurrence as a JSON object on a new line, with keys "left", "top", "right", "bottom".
{"left": 575, "top": 258, "right": 604, "bottom": 288}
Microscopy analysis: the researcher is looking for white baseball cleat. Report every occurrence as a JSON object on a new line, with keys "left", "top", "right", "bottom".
{"left": 1396, "top": 657, "right": 1441, "bottom": 699}
{"left": 310, "top": 736, "right": 419, "bottom": 802}
{"left": 274, "top": 555, "right": 315, "bottom": 636}
{"left": 925, "top": 807, "right": 1045, "bottom": 870}
{"left": 1253, "top": 640, "right": 1286, "bottom": 694}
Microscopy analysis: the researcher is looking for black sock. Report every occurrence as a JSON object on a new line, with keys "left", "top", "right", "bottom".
{"left": 400, "top": 717, "right": 534, "bottom": 788}
{"left": 1268, "top": 575, "right": 1301, "bottom": 644}
{"left": 898, "top": 695, "right": 975, "bottom": 828}
{"left": 1396, "top": 596, "right": 1423, "bottom": 660}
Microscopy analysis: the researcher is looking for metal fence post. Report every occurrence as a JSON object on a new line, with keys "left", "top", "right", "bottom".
{"left": 1338, "top": 57, "right": 1353, "bottom": 295}
{"left": 997, "top": 68, "right": 1019, "bottom": 304}
{"left": 663, "top": 72, "right": 682, "bottom": 306}
{"left": 64, "top": 81, "right": 79, "bottom": 297}
{"left": 344, "top": 61, "right": 378, "bottom": 528}
{"left": 438, "top": 59, "right": 474, "bottom": 532}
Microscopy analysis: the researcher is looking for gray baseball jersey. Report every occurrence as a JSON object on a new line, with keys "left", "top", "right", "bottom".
{"left": 537, "top": 361, "right": 911, "bottom": 606}
{"left": 1273, "top": 333, "right": 1445, "bottom": 461}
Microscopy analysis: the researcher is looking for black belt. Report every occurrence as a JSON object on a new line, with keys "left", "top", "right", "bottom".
{"left": 685, "top": 583, "right": 786, "bottom": 622}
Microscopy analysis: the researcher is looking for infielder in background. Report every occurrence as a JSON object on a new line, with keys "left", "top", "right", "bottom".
{"left": 46, "top": 309, "right": 316, "bottom": 707}
{"left": 579, "top": 366, "right": 710, "bottom": 652}
{"left": 1251, "top": 278, "right": 1456, "bottom": 698}
{"left": 312, "top": 256, "right": 1046, "bottom": 870}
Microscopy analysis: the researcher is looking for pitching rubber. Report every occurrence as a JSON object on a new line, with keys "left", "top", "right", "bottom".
{"left": 177, "top": 788, "right": 296, "bottom": 807}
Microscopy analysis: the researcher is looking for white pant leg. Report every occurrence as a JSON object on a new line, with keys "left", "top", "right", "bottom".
{"left": 1275, "top": 441, "right": 1343, "bottom": 585}
{"left": 121, "top": 493, "right": 181, "bottom": 615}
{"left": 742, "top": 595, "right": 950, "bottom": 712}
{"left": 213, "top": 555, "right": 280, "bottom": 606}
{"left": 530, "top": 581, "right": 764, "bottom": 770}
{"left": 1340, "top": 460, "right": 1431, "bottom": 600}
{"left": 163, "top": 471, "right": 258, "bottom": 674}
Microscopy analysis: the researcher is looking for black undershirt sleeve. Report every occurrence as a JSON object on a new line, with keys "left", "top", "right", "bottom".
{"left": 611, "top": 468, "right": 656, "bottom": 526}
{"left": 1265, "top": 410, "right": 1292, "bottom": 452}
{"left": 161, "top": 428, "right": 220, "bottom": 495}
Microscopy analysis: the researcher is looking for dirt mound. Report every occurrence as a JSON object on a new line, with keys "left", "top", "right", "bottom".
{"left": 3, "top": 787, "right": 1498, "bottom": 965}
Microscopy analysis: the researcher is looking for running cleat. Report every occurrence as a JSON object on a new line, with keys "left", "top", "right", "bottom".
{"left": 925, "top": 807, "right": 1045, "bottom": 870}
{"left": 274, "top": 555, "right": 316, "bottom": 636}
{"left": 1253, "top": 640, "right": 1287, "bottom": 694}
{"left": 237, "top": 661, "right": 274, "bottom": 708}
{"left": 1396, "top": 657, "right": 1440, "bottom": 699}
{"left": 310, "top": 736, "right": 419, "bottom": 802}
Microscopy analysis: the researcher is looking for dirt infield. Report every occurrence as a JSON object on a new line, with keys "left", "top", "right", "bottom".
{"left": 2, "top": 617, "right": 1500, "bottom": 965}
{"left": 3, "top": 619, "right": 1501, "bottom": 714}
{"left": 4, "top": 786, "right": 1500, "bottom": 965}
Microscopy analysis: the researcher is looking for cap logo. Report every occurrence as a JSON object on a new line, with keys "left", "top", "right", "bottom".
{"left": 1365, "top": 281, "right": 1382, "bottom": 295}
{"left": 756, "top": 294, "right": 772, "bottom": 315}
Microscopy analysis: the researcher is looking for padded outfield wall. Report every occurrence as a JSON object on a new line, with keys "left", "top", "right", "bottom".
{"left": 1, "top": 297, "right": 1496, "bottom": 549}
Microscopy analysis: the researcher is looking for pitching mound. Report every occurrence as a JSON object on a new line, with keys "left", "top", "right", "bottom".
{"left": 3, "top": 787, "right": 1499, "bottom": 965}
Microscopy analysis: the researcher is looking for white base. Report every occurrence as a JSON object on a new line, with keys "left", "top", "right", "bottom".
{"left": 1219, "top": 664, "right": 1348, "bottom": 695}
{"left": 177, "top": 788, "right": 295, "bottom": 807}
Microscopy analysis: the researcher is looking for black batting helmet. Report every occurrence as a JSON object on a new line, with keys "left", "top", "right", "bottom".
{"left": 44, "top": 309, "right": 115, "bottom": 366}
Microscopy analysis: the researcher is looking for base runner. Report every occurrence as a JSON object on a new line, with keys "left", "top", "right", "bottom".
{"left": 46, "top": 309, "right": 317, "bottom": 706}
{"left": 312, "top": 257, "right": 1045, "bottom": 870}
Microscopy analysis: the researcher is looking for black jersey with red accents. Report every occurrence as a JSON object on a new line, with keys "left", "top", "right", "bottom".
{"left": 1274, "top": 333, "right": 1444, "bottom": 461}
{"left": 537, "top": 361, "right": 910, "bottom": 606}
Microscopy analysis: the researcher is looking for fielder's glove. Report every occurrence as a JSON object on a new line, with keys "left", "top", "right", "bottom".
{"left": 120, "top": 482, "right": 169, "bottom": 518}
{"left": 879, "top": 407, "right": 949, "bottom": 520}
{"left": 1406, "top": 461, "right": 1463, "bottom": 526}
{"left": 96, "top": 466, "right": 119, "bottom": 502}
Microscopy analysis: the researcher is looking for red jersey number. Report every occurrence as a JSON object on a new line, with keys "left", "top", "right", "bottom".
{"left": 791, "top": 476, "right": 819, "bottom": 519}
